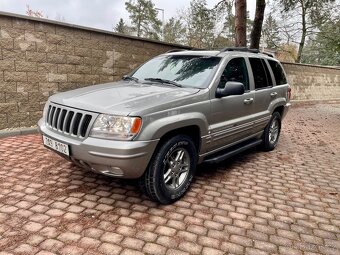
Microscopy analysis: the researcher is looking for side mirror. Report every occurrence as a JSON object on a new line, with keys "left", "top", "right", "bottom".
{"left": 216, "top": 81, "right": 245, "bottom": 98}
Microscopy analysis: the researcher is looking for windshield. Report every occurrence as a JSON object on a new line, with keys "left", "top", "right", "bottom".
{"left": 131, "top": 55, "right": 221, "bottom": 88}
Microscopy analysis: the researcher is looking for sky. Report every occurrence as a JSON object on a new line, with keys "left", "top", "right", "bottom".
{"left": 0, "top": 0, "right": 256, "bottom": 32}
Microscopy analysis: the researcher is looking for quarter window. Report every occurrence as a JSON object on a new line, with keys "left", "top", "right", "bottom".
{"left": 268, "top": 60, "right": 287, "bottom": 85}
{"left": 219, "top": 58, "right": 249, "bottom": 90}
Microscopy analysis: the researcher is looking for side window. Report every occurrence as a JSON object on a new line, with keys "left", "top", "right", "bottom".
{"left": 261, "top": 59, "right": 273, "bottom": 86}
{"left": 268, "top": 60, "right": 287, "bottom": 85}
{"left": 249, "top": 58, "right": 270, "bottom": 89}
{"left": 219, "top": 57, "right": 249, "bottom": 91}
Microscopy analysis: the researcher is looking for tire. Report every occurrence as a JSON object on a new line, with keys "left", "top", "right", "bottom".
{"left": 262, "top": 111, "right": 282, "bottom": 151}
{"left": 139, "top": 135, "right": 197, "bottom": 204}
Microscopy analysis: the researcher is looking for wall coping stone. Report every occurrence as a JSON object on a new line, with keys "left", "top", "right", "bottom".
{"left": 282, "top": 62, "right": 340, "bottom": 70}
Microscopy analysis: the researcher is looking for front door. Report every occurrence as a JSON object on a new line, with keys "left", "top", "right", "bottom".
{"left": 208, "top": 57, "right": 256, "bottom": 153}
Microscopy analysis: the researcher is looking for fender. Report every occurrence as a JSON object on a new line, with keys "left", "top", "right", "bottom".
{"left": 268, "top": 97, "right": 287, "bottom": 114}
{"left": 137, "top": 112, "right": 209, "bottom": 141}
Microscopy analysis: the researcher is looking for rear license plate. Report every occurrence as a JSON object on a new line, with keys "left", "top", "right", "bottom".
{"left": 43, "top": 135, "right": 70, "bottom": 156}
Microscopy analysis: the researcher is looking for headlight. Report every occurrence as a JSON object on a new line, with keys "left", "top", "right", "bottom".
{"left": 90, "top": 114, "right": 142, "bottom": 140}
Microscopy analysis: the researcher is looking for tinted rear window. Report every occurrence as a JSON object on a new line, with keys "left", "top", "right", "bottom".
{"left": 249, "top": 58, "right": 269, "bottom": 89}
{"left": 268, "top": 60, "right": 287, "bottom": 85}
{"left": 261, "top": 59, "right": 273, "bottom": 85}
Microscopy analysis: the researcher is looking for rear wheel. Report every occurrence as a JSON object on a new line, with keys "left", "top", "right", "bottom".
{"left": 262, "top": 111, "right": 281, "bottom": 151}
{"left": 139, "top": 135, "right": 197, "bottom": 204}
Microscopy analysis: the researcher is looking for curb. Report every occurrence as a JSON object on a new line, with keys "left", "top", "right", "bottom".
{"left": 291, "top": 99, "right": 340, "bottom": 107}
{"left": 0, "top": 127, "right": 39, "bottom": 138}
{"left": 291, "top": 98, "right": 340, "bottom": 103}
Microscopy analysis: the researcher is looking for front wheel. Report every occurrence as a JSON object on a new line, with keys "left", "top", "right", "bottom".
{"left": 139, "top": 135, "right": 197, "bottom": 204}
{"left": 262, "top": 111, "right": 282, "bottom": 151}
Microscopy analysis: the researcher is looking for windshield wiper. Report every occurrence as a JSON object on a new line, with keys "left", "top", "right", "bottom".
{"left": 122, "top": 75, "right": 139, "bottom": 83}
{"left": 144, "top": 78, "right": 182, "bottom": 87}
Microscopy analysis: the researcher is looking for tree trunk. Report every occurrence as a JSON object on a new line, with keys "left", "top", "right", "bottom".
{"left": 235, "top": 0, "right": 247, "bottom": 47}
{"left": 296, "top": 2, "right": 307, "bottom": 63}
{"left": 250, "top": 0, "right": 266, "bottom": 49}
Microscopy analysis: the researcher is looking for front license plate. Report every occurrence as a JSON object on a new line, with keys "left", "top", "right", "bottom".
{"left": 43, "top": 135, "right": 70, "bottom": 156}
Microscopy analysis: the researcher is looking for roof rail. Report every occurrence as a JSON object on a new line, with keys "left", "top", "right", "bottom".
{"left": 220, "top": 47, "right": 275, "bottom": 58}
{"left": 166, "top": 49, "right": 187, "bottom": 53}
{"left": 220, "top": 47, "right": 260, "bottom": 53}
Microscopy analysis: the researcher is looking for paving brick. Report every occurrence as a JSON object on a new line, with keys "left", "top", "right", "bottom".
{"left": 156, "top": 236, "right": 180, "bottom": 249}
{"left": 186, "top": 224, "right": 207, "bottom": 235}
{"left": 230, "top": 234, "right": 253, "bottom": 247}
{"left": 78, "top": 236, "right": 101, "bottom": 248}
{"left": 245, "top": 247, "right": 270, "bottom": 255}
{"left": 99, "top": 242, "right": 122, "bottom": 255}
{"left": 253, "top": 240, "right": 277, "bottom": 253}
{"left": 27, "top": 234, "right": 45, "bottom": 246}
{"left": 13, "top": 244, "right": 37, "bottom": 254}
{"left": 118, "top": 216, "right": 137, "bottom": 226}
{"left": 57, "top": 232, "right": 81, "bottom": 243}
{"left": 59, "top": 245, "right": 84, "bottom": 255}
{"left": 220, "top": 242, "right": 244, "bottom": 254}
{"left": 155, "top": 226, "right": 177, "bottom": 236}
{"left": 201, "top": 247, "right": 224, "bottom": 255}
{"left": 176, "top": 230, "right": 197, "bottom": 242}
{"left": 166, "top": 249, "right": 190, "bottom": 255}
{"left": 197, "top": 236, "right": 220, "bottom": 249}
{"left": 143, "top": 243, "right": 167, "bottom": 255}
{"left": 39, "top": 239, "right": 64, "bottom": 252}
{"left": 135, "top": 230, "right": 158, "bottom": 242}
{"left": 23, "top": 221, "right": 43, "bottom": 232}
{"left": 279, "top": 246, "right": 303, "bottom": 255}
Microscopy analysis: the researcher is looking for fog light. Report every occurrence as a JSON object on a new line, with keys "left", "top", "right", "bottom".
{"left": 110, "top": 166, "right": 123, "bottom": 175}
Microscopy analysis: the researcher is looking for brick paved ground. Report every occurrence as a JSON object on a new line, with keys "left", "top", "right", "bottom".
{"left": 0, "top": 103, "right": 339, "bottom": 255}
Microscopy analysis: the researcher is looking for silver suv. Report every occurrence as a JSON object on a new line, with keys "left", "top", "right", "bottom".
{"left": 38, "top": 47, "right": 291, "bottom": 204}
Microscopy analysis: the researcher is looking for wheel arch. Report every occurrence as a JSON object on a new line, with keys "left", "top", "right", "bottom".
{"left": 158, "top": 125, "right": 201, "bottom": 153}
{"left": 273, "top": 105, "right": 284, "bottom": 117}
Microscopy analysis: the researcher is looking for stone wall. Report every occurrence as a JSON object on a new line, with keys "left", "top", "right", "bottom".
{"left": 282, "top": 63, "right": 340, "bottom": 101}
{"left": 1, "top": 12, "right": 340, "bottom": 129}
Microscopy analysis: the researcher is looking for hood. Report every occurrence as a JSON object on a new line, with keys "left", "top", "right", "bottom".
{"left": 50, "top": 81, "right": 200, "bottom": 116}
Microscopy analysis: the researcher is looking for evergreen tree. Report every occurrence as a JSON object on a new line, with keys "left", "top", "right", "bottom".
{"left": 262, "top": 13, "right": 281, "bottom": 49}
{"left": 184, "top": 0, "right": 216, "bottom": 48}
{"left": 163, "top": 18, "right": 186, "bottom": 44}
{"left": 114, "top": 18, "right": 127, "bottom": 34}
{"left": 125, "top": 0, "right": 162, "bottom": 39}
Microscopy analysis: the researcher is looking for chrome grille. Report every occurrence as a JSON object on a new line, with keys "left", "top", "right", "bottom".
{"left": 46, "top": 104, "right": 94, "bottom": 138}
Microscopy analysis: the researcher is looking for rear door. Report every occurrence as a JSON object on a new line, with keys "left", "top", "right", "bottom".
{"left": 248, "top": 57, "right": 276, "bottom": 134}
{"left": 208, "top": 57, "right": 256, "bottom": 152}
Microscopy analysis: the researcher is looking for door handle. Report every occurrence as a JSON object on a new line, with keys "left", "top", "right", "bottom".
{"left": 243, "top": 98, "right": 254, "bottom": 104}
{"left": 270, "top": 92, "right": 278, "bottom": 97}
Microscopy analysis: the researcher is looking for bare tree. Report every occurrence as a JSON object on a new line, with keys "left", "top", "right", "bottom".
{"left": 276, "top": 0, "right": 335, "bottom": 62}
{"left": 55, "top": 13, "right": 66, "bottom": 22}
{"left": 26, "top": 5, "right": 45, "bottom": 18}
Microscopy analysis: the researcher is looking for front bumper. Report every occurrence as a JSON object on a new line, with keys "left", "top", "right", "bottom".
{"left": 38, "top": 119, "right": 158, "bottom": 178}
